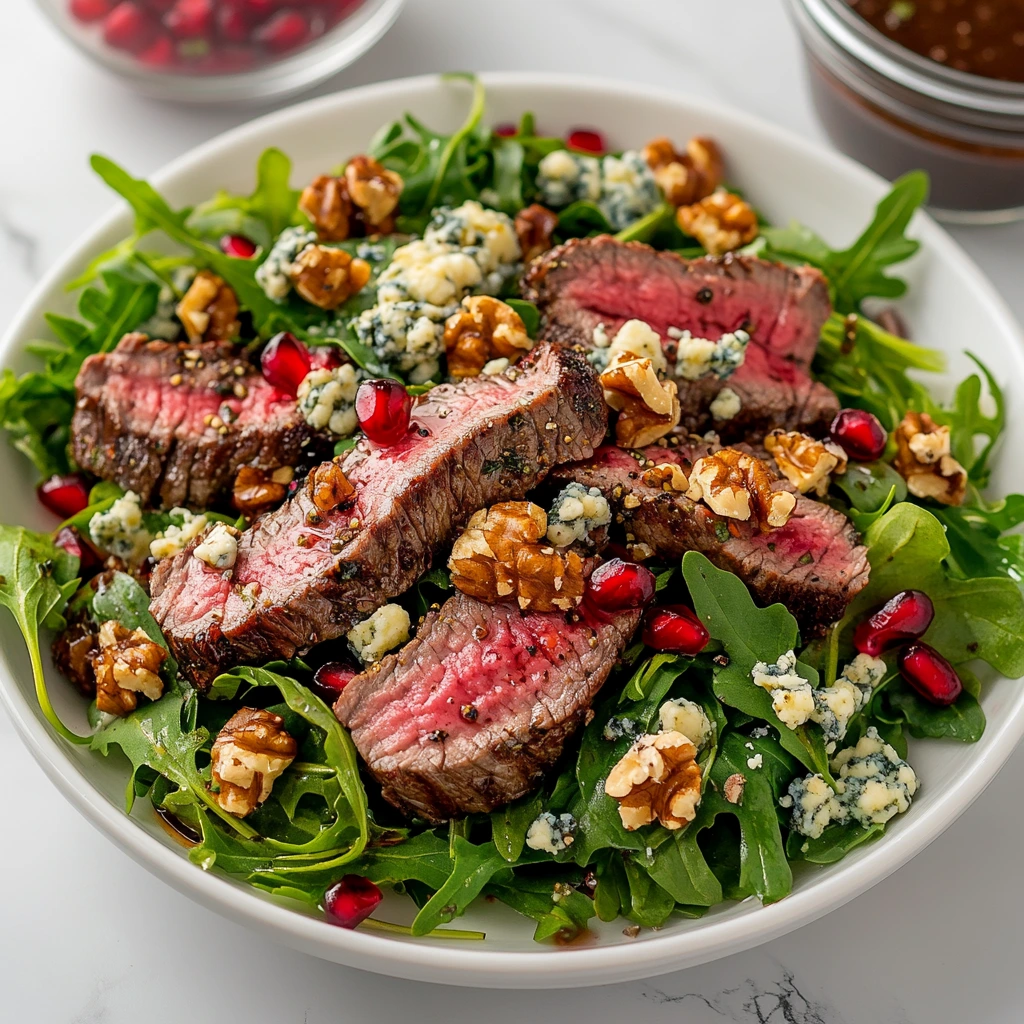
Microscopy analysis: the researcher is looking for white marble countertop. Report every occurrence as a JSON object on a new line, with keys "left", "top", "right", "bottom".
{"left": 4, "top": 0, "right": 1024, "bottom": 1019}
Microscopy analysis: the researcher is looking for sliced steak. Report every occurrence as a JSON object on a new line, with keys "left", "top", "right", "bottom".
{"left": 523, "top": 237, "right": 838, "bottom": 441}
{"left": 150, "top": 344, "right": 607, "bottom": 688}
{"left": 552, "top": 443, "right": 869, "bottom": 632}
{"left": 72, "top": 333, "right": 328, "bottom": 509}
{"left": 335, "top": 591, "right": 640, "bottom": 822}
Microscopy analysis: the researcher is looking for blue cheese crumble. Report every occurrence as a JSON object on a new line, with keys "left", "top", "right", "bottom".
{"left": 150, "top": 508, "right": 208, "bottom": 561}
{"left": 536, "top": 149, "right": 661, "bottom": 231}
{"left": 709, "top": 386, "right": 742, "bottom": 421}
{"left": 256, "top": 226, "right": 317, "bottom": 302}
{"left": 347, "top": 603, "right": 411, "bottom": 664}
{"left": 525, "top": 811, "right": 577, "bottom": 854}
{"left": 89, "top": 491, "right": 151, "bottom": 563}
{"left": 658, "top": 698, "right": 712, "bottom": 750}
{"left": 138, "top": 266, "right": 196, "bottom": 341}
{"left": 752, "top": 651, "right": 815, "bottom": 729}
{"left": 193, "top": 522, "right": 240, "bottom": 570}
{"left": 297, "top": 364, "right": 360, "bottom": 437}
{"left": 784, "top": 773, "right": 844, "bottom": 840}
{"left": 668, "top": 328, "right": 750, "bottom": 381}
{"left": 546, "top": 482, "right": 611, "bottom": 548}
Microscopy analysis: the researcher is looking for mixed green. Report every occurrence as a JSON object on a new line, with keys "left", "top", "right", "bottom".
{"left": 1, "top": 74, "right": 1023, "bottom": 942}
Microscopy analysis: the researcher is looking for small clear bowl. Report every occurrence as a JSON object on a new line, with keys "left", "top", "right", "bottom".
{"left": 35, "top": 0, "right": 405, "bottom": 105}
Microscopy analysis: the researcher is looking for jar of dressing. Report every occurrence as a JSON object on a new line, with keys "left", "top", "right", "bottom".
{"left": 787, "top": 0, "right": 1024, "bottom": 224}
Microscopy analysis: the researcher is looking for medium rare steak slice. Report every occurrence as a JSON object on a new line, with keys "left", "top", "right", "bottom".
{"left": 523, "top": 237, "right": 838, "bottom": 441}
{"left": 552, "top": 443, "right": 869, "bottom": 632}
{"left": 150, "top": 344, "right": 607, "bottom": 688}
{"left": 335, "top": 591, "right": 641, "bottom": 822}
{"left": 72, "top": 333, "right": 327, "bottom": 509}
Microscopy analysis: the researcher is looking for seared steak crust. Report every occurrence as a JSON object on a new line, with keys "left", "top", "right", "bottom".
{"left": 523, "top": 237, "right": 838, "bottom": 441}
{"left": 150, "top": 344, "right": 607, "bottom": 687}
{"left": 71, "top": 333, "right": 326, "bottom": 509}
{"left": 552, "top": 442, "right": 869, "bottom": 632}
{"left": 335, "top": 592, "right": 641, "bottom": 822}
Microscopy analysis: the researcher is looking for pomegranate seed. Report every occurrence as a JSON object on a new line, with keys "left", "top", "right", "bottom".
{"left": 642, "top": 605, "right": 710, "bottom": 656}
{"left": 898, "top": 641, "right": 962, "bottom": 706}
{"left": 240, "top": 0, "right": 277, "bottom": 17}
{"left": 70, "top": 0, "right": 114, "bottom": 22}
{"left": 38, "top": 474, "right": 91, "bottom": 519}
{"left": 854, "top": 589, "right": 934, "bottom": 657}
{"left": 141, "top": 0, "right": 176, "bottom": 11}
{"left": 138, "top": 33, "right": 175, "bottom": 65}
{"left": 310, "top": 662, "right": 357, "bottom": 704}
{"left": 494, "top": 123, "right": 518, "bottom": 137}
{"left": 585, "top": 559, "right": 656, "bottom": 613}
{"left": 323, "top": 875, "right": 382, "bottom": 929}
{"left": 54, "top": 526, "right": 102, "bottom": 575}
{"left": 308, "top": 345, "right": 342, "bottom": 370}
{"left": 254, "top": 9, "right": 308, "bottom": 51}
{"left": 219, "top": 233, "right": 258, "bottom": 258}
{"left": 829, "top": 408, "right": 888, "bottom": 462}
{"left": 566, "top": 128, "right": 606, "bottom": 155}
{"left": 355, "top": 379, "right": 413, "bottom": 447}
{"left": 260, "top": 332, "right": 312, "bottom": 397}
{"left": 163, "top": 0, "right": 212, "bottom": 36}
{"left": 103, "top": 2, "right": 156, "bottom": 51}
{"left": 216, "top": 4, "right": 249, "bottom": 41}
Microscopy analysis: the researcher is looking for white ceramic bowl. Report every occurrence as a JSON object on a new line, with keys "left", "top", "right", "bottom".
{"left": 2, "top": 72, "right": 1023, "bottom": 989}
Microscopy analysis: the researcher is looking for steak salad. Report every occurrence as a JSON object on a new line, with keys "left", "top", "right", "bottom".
{"left": 3, "top": 74, "right": 1024, "bottom": 943}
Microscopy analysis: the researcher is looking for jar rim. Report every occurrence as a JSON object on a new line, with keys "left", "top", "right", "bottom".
{"left": 789, "top": 0, "right": 1024, "bottom": 117}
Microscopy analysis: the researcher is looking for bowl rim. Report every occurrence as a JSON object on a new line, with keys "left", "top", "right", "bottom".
{"left": 2, "top": 70, "right": 1023, "bottom": 987}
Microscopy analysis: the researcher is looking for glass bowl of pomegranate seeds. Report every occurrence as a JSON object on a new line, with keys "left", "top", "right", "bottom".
{"left": 36, "top": 0, "right": 405, "bottom": 103}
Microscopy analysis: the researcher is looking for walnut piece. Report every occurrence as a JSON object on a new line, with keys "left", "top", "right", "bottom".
{"left": 892, "top": 411, "right": 966, "bottom": 506}
{"left": 233, "top": 466, "right": 294, "bottom": 517}
{"left": 642, "top": 462, "right": 690, "bottom": 492}
{"left": 686, "top": 448, "right": 796, "bottom": 529}
{"left": 344, "top": 155, "right": 404, "bottom": 230}
{"left": 723, "top": 773, "right": 746, "bottom": 805}
{"left": 600, "top": 350, "right": 681, "bottom": 448}
{"left": 291, "top": 245, "right": 371, "bottom": 310}
{"left": 676, "top": 191, "right": 759, "bottom": 256}
{"left": 448, "top": 502, "right": 585, "bottom": 612}
{"left": 211, "top": 707, "right": 298, "bottom": 818}
{"left": 643, "top": 136, "right": 724, "bottom": 207}
{"left": 299, "top": 174, "right": 353, "bottom": 241}
{"left": 764, "top": 430, "right": 848, "bottom": 496}
{"left": 443, "top": 295, "right": 533, "bottom": 378}
{"left": 307, "top": 460, "right": 356, "bottom": 513}
{"left": 52, "top": 615, "right": 98, "bottom": 697}
{"left": 176, "top": 271, "right": 241, "bottom": 343}
{"left": 514, "top": 203, "right": 559, "bottom": 262}
{"left": 92, "top": 620, "right": 168, "bottom": 717}
{"left": 604, "top": 731, "right": 702, "bottom": 831}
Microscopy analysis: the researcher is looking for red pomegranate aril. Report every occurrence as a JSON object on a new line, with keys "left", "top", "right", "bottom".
{"left": 898, "top": 641, "right": 962, "bottom": 706}
{"left": 239, "top": 0, "right": 277, "bottom": 16}
{"left": 586, "top": 559, "right": 656, "bottom": 613}
{"left": 103, "top": 2, "right": 155, "bottom": 51}
{"left": 854, "top": 589, "right": 935, "bottom": 657}
{"left": 310, "top": 662, "right": 357, "bottom": 703}
{"left": 216, "top": 4, "right": 249, "bottom": 41}
{"left": 38, "top": 474, "right": 91, "bottom": 519}
{"left": 323, "top": 875, "right": 382, "bottom": 929}
{"left": 138, "top": 33, "right": 175, "bottom": 65}
{"left": 70, "top": 0, "right": 114, "bottom": 22}
{"left": 54, "top": 526, "right": 102, "bottom": 575}
{"left": 642, "top": 605, "right": 710, "bottom": 656}
{"left": 163, "top": 0, "right": 212, "bottom": 36}
{"left": 494, "top": 123, "right": 518, "bottom": 137}
{"left": 308, "top": 345, "right": 342, "bottom": 370}
{"left": 255, "top": 9, "right": 308, "bottom": 51}
{"left": 219, "top": 233, "right": 258, "bottom": 258}
{"left": 355, "top": 379, "right": 413, "bottom": 447}
{"left": 566, "top": 128, "right": 606, "bottom": 155}
{"left": 829, "top": 408, "right": 888, "bottom": 462}
{"left": 260, "top": 332, "right": 312, "bottom": 397}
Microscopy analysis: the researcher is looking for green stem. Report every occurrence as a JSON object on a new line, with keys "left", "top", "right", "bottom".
{"left": 615, "top": 203, "right": 674, "bottom": 244}
{"left": 361, "top": 918, "right": 486, "bottom": 941}
{"left": 29, "top": 637, "right": 89, "bottom": 745}
{"left": 425, "top": 73, "right": 486, "bottom": 212}
{"left": 824, "top": 624, "right": 840, "bottom": 689}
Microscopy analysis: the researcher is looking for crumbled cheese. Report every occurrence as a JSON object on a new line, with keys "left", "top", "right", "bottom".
{"left": 747, "top": 753, "right": 764, "bottom": 770}
{"left": 786, "top": 773, "right": 844, "bottom": 840}
{"left": 592, "top": 322, "right": 610, "bottom": 348}
{"left": 425, "top": 200, "right": 521, "bottom": 290}
{"left": 525, "top": 811, "right": 577, "bottom": 854}
{"left": 603, "top": 716, "right": 637, "bottom": 742}
{"left": 810, "top": 653, "right": 887, "bottom": 753}
{"left": 545, "top": 482, "right": 611, "bottom": 548}
{"left": 256, "top": 226, "right": 317, "bottom": 301}
{"left": 607, "top": 319, "right": 667, "bottom": 374}
{"left": 149, "top": 508, "right": 208, "bottom": 561}
{"left": 752, "top": 651, "right": 815, "bottom": 729}
{"left": 536, "top": 149, "right": 601, "bottom": 207}
{"left": 297, "top": 364, "right": 360, "bottom": 437}
{"left": 658, "top": 698, "right": 712, "bottom": 750}
{"left": 709, "top": 386, "right": 741, "bottom": 421}
{"left": 89, "top": 491, "right": 151, "bottom": 563}
{"left": 668, "top": 328, "right": 750, "bottom": 381}
{"left": 193, "top": 522, "right": 240, "bottom": 570}
{"left": 482, "top": 357, "right": 510, "bottom": 375}
{"left": 347, "top": 603, "right": 411, "bottom": 664}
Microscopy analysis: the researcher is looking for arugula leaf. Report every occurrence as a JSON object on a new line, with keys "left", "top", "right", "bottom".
{"left": 491, "top": 791, "right": 543, "bottom": 863}
{"left": 786, "top": 821, "right": 885, "bottom": 864}
{"left": 488, "top": 877, "right": 596, "bottom": 942}
{"left": 0, "top": 526, "right": 84, "bottom": 743}
{"left": 505, "top": 298, "right": 540, "bottom": 338}
{"left": 933, "top": 495, "right": 1024, "bottom": 582}
{"left": 886, "top": 687, "right": 985, "bottom": 741}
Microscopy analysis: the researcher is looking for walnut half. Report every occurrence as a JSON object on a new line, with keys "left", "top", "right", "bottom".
{"left": 344, "top": 155, "right": 404, "bottom": 231}
{"left": 765, "top": 430, "right": 848, "bottom": 497}
{"left": 676, "top": 191, "right": 759, "bottom": 256}
{"left": 291, "top": 245, "right": 371, "bottom": 310}
{"left": 176, "top": 271, "right": 241, "bottom": 343}
{"left": 642, "top": 136, "right": 724, "bottom": 207}
{"left": 600, "top": 350, "right": 681, "bottom": 448}
{"left": 92, "top": 620, "right": 168, "bottom": 717}
{"left": 299, "top": 174, "right": 354, "bottom": 242}
{"left": 686, "top": 448, "right": 796, "bottom": 530}
{"left": 514, "top": 203, "right": 559, "bottom": 262}
{"left": 448, "top": 502, "right": 585, "bottom": 612}
{"left": 444, "top": 296, "right": 533, "bottom": 378}
{"left": 892, "top": 411, "right": 966, "bottom": 506}
{"left": 211, "top": 708, "right": 298, "bottom": 818}
{"left": 604, "top": 731, "right": 702, "bottom": 831}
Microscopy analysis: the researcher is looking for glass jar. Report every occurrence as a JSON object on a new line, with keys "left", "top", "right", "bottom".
{"left": 786, "top": 0, "right": 1024, "bottom": 224}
